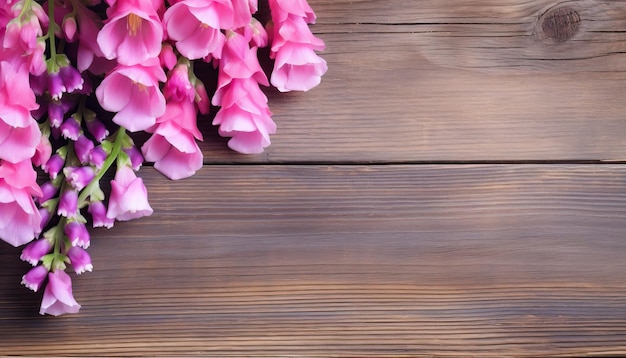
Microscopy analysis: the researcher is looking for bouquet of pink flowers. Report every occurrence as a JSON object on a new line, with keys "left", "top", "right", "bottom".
{"left": 0, "top": 0, "right": 326, "bottom": 316}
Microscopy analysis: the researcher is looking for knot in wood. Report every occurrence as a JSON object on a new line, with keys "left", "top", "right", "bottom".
{"left": 539, "top": 7, "right": 580, "bottom": 43}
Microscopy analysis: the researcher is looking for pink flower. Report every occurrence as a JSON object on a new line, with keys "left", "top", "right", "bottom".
{"left": 39, "top": 270, "right": 81, "bottom": 316}
{"left": 57, "top": 189, "right": 78, "bottom": 218}
{"left": 0, "top": 160, "right": 42, "bottom": 247}
{"left": 212, "top": 32, "right": 276, "bottom": 154}
{"left": 20, "top": 238, "right": 53, "bottom": 266}
{"left": 163, "top": 64, "right": 195, "bottom": 103}
{"left": 106, "top": 165, "right": 153, "bottom": 221}
{"left": 64, "top": 221, "right": 91, "bottom": 248}
{"left": 21, "top": 265, "right": 49, "bottom": 292}
{"left": 88, "top": 201, "right": 114, "bottom": 228}
{"left": 0, "top": 62, "right": 40, "bottom": 163}
{"left": 97, "top": 0, "right": 163, "bottom": 66}
{"left": 67, "top": 246, "right": 93, "bottom": 275}
{"left": 163, "top": 0, "right": 234, "bottom": 60}
{"left": 268, "top": 0, "right": 327, "bottom": 92}
{"left": 142, "top": 101, "right": 203, "bottom": 180}
{"left": 95, "top": 60, "right": 166, "bottom": 132}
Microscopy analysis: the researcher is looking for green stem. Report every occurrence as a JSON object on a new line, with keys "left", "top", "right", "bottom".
{"left": 47, "top": 0, "right": 58, "bottom": 70}
{"left": 77, "top": 128, "right": 127, "bottom": 204}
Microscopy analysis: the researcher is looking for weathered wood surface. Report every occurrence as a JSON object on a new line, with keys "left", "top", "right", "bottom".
{"left": 199, "top": 0, "right": 626, "bottom": 163}
{"left": 2, "top": 0, "right": 626, "bottom": 356}
{"left": 2, "top": 165, "right": 626, "bottom": 356}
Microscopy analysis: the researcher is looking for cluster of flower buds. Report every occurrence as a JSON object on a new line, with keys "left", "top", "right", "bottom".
{"left": 0, "top": 0, "right": 326, "bottom": 316}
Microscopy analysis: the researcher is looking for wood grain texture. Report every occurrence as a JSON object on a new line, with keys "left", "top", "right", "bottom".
{"left": 2, "top": 165, "right": 626, "bottom": 357}
{"left": 198, "top": 0, "right": 626, "bottom": 163}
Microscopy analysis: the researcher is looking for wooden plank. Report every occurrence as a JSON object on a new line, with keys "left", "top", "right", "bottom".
{"left": 197, "top": 0, "right": 626, "bottom": 163}
{"left": 2, "top": 164, "right": 626, "bottom": 356}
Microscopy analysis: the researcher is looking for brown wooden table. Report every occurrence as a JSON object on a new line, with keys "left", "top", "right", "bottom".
{"left": 2, "top": 0, "right": 626, "bottom": 356}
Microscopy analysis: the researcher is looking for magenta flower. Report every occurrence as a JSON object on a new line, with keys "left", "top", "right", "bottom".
{"left": 212, "top": 32, "right": 276, "bottom": 154}
{"left": 20, "top": 238, "right": 53, "bottom": 266}
{"left": 39, "top": 270, "right": 81, "bottom": 316}
{"left": 268, "top": 0, "right": 327, "bottom": 92}
{"left": 97, "top": 0, "right": 163, "bottom": 66}
{"left": 88, "top": 201, "right": 114, "bottom": 228}
{"left": 67, "top": 246, "right": 93, "bottom": 275}
{"left": 95, "top": 60, "right": 166, "bottom": 132}
{"left": 163, "top": 0, "right": 234, "bottom": 60}
{"left": 64, "top": 166, "right": 96, "bottom": 191}
{"left": 57, "top": 189, "right": 79, "bottom": 218}
{"left": 64, "top": 221, "right": 91, "bottom": 249}
{"left": 106, "top": 165, "right": 153, "bottom": 221}
{"left": 0, "top": 160, "right": 42, "bottom": 247}
{"left": 163, "top": 64, "right": 195, "bottom": 103}
{"left": 142, "top": 101, "right": 203, "bottom": 180}
{"left": 21, "top": 265, "right": 49, "bottom": 292}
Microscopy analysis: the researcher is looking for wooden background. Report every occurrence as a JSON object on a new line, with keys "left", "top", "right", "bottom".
{"left": 2, "top": 0, "right": 626, "bottom": 356}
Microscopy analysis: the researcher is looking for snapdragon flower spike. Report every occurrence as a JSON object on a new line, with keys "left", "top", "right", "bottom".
{"left": 212, "top": 31, "right": 276, "bottom": 154}
{"left": 21, "top": 265, "right": 49, "bottom": 292}
{"left": 64, "top": 220, "right": 91, "bottom": 249}
{"left": 20, "top": 238, "right": 53, "bottom": 266}
{"left": 268, "top": 0, "right": 327, "bottom": 92}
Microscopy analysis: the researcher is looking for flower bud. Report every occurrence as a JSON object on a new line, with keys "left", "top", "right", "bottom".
{"left": 20, "top": 239, "right": 53, "bottom": 266}
{"left": 58, "top": 190, "right": 78, "bottom": 218}
{"left": 64, "top": 221, "right": 90, "bottom": 248}
{"left": 21, "top": 265, "right": 49, "bottom": 292}
{"left": 67, "top": 246, "right": 93, "bottom": 275}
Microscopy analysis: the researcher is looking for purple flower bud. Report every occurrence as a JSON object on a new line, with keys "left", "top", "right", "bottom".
{"left": 67, "top": 246, "right": 93, "bottom": 275}
{"left": 86, "top": 118, "right": 109, "bottom": 142}
{"left": 88, "top": 201, "right": 114, "bottom": 228}
{"left": 30, "top": 73, "right": 47, "bottom": 96}
{"left": 21, "top": 265, "right": 49, "bottom": 292}
{"left": 43, "top": 154, "right": 65, "bottom": 179}
{"left": 58, "top": 190, "right": 78, "bottom": 218}
{"left": 62, "top": 16, "right": 77, "bottom": 42}
{"left": 74, "top": 135, "right": 95, "bottom": 164}
{"left": 61, "top": 116, "right": 81, "bottom": 140}
{"left": 64, "top": 221, "right": 90, "bottom": 248}
{"left": 89, "top": 146, "right": 107, "bottom": 169}
{"left": 39, "top": 182, "right": 58, "bottom": 203}
{"left": 124, "top": 146, "right": 144, "bottom": 170}
{"left": 48, "top": 101, "right": 66, "bottom": 128}
{"left": 47, "top": 71, "right": 65, "bottom": 100}
{"left": 64, "top": 166, "right": 95, "bottom": 191}
{"left": 20, "top": 239, "right": 53, "bottom": 266}
{"left": 59, "top": 65, "right": 83, "bottom": 93}
{"left": 39, "top": 208, "right": 51, "bottom": 230}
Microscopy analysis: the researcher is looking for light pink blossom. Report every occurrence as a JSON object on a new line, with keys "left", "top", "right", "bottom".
{"left": 39, "top": 270, "right": 81, "bottom": 316}
{"left": 0, "top": 160, "right": 42, "bottom": 247}
{"left": 212, "top": 32, "right": 275, "bottom": 154}
{"left": 95, "top": 60, "right": 166, "bottom": 132}
{"left": 106, "top": 165, "right": 153, "bottom": 221}
{"left": 142, "top": 100, "right": 203, "bottom": 180}
{"left": 97, "top": 0, "right": 163, "bottom": 66}
{"left": 268, "top": 0, "right": 327, "bottom": 92}
{"left": 163, "top": 0, "right": 234, "bottom": 60}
